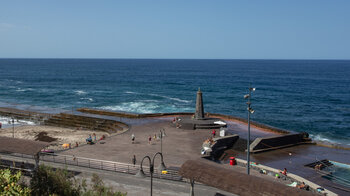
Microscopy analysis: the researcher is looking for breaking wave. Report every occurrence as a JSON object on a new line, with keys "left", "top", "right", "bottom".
{"left": 80, "top": 97, "right": 94, "bottom": 102}
{"left": 149, "top": 93, "right": 191, "bottom": 103}
{"left": 74, "top": 90, "right": 87, "bottom": 95}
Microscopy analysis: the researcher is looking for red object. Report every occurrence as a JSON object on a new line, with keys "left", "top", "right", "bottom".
{"left": 229, "top": 157, "right": 236, "bottom": 165}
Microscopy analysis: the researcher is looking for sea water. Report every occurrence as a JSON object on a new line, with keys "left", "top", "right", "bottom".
{"left": 0, "top": 59, "right": 349, "bottom": 145}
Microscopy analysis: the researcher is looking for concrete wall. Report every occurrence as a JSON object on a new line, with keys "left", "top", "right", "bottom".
{"left": 207, "top": 112, "right": 290, "bottom": 134}
{"left": 212, "top": 134, "right": 239, "bottom": 153}
{"left": 202, "top": 135, "right": 239, "bottom": 157}
{"left": 250, "top": 133, "right": 311, "bottom": 153}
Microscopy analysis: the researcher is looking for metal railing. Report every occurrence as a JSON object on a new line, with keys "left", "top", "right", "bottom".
{"left": 1, "top": 152, "right": 182, "bottom": 182}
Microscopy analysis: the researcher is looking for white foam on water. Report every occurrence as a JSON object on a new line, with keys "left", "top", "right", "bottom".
{"left": 5, "top": 79, "right": 23, "bottom": 84}
{"left": 0, "top": 116, "right": 36, "bottom": 126}
{"left": 310, "top": 133, "right": 343, "bottom": 145}
{"left": 98, "top": 101, "right": 193, "bottom": 114}
{"left": 125, "top": 91, "right": 138, "bottom": 94}
{"left": 98, "top": 101, "right": 159, "bottom": 114}
{"left": 80, "top": 97, "right": 94, "bottom": 102}
{"left": 74, "top": 90, "right": 87, "bottom": 95}
{"left": 15, "top": 88, "right": 33, "bottom": 92}
{"left": 149, "top": 93, "right": 191, "bottom": 103}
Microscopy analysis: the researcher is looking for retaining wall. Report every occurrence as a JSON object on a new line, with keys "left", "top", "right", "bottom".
{"left": 250, "top": 133, "right": 312, "bottom": 153}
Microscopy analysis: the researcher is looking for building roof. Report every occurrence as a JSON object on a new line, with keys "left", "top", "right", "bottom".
{"left": 179, "top": 159, "right": 316, "bottom": 196}
{"left": 0, "top": 137, "right": 49, "bottom": 155}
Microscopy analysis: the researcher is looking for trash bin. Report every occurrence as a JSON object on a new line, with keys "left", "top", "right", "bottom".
{"left": 230, "top": 157, "right": 236, "bottom": 165}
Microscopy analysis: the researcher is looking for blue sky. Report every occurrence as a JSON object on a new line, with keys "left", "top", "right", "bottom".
{"left": 0, "top": 1, "right": 349, "bottom": 59}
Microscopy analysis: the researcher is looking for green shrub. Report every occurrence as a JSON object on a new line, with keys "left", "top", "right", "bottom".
{"left": 0, "top": 169, "right": 31, "bottom": 196}
{"left": 29, "top": 165, "right": 126, "bottom": 196}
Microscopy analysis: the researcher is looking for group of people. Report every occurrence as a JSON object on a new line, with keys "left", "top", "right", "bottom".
{"left": 86, "top": 133, "right": 105, "bottom": 144}
{"left": 131, "top": 130, "right": 166, "bottom": 145}
{"left": 278, "top": 168, "right": 309, "bottom": 190}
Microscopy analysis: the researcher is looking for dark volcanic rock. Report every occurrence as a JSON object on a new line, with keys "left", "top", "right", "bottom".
{"left": 35, "top": 131, "right": 57, "bottom": 142}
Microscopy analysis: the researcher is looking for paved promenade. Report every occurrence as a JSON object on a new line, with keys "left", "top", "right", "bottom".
{"left": 61, "top": 120, "right": 212, "bottom": 167}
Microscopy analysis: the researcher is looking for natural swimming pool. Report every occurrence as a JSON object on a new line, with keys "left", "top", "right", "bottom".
{"left": 322, "top": 161, "right": 350, "bottom": 188}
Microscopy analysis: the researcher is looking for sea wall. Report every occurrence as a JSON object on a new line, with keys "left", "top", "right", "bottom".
{"left": 77, "top": 108, "right": 290, "bottom": 134}
{"left": 0, "top": 107, "right": 51, "bottom": 122}
{"left": 249, "top": 133, "right": 312, "bottom": 153}
{"left": 207, "top": 113, "right": 290, "bottom": 134}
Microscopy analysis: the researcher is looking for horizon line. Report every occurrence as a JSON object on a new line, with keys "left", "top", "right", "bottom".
{"left": 0, "top": 57, "right": 350, "bottom": 61}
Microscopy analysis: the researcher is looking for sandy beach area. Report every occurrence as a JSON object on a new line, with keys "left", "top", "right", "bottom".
{"left": 0, "top": 125, "right": 109, "bottom": 150}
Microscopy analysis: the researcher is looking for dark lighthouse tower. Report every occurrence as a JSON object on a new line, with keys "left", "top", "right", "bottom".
{"left": 176, "top": 88, "right": 227, "bottom": 130}
{"left": 195, "top": 88, "right": 204, "bottom": 119}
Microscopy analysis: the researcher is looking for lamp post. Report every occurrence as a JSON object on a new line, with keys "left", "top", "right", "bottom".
{"left": 160, "top": 129, "right": 165, "bottom": 155}
{"left": 12, "top": 117, "right": 15, "bottom": 138}
{"left": 244, "top": 86, "right": 255, "bottom": 175}
{"left": 136, "top": 152, "right": 166, "bottom": 196}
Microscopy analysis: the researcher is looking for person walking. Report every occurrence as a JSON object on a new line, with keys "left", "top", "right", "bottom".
{"left": 212, "top": 130, "right": 216, "bottom": 138}
{"left": 131, "top": 133, "right": 135, "bottom": 144}
{"left": 132, "top": 155, "right": 136, "bottom": 167}
{"left": 148, "top": 135, "right": 152, "bottom": 144}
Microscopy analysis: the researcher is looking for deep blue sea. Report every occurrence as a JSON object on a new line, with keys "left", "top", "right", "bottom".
{"left": 0, "top": 59, "right": 349, "bottom": 145}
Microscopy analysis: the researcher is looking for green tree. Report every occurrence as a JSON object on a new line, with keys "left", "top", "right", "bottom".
{"left": 0, "top": 169, "right": 31, "bottom": 196}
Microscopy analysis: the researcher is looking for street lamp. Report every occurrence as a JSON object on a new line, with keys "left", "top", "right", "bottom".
{"left": 244, "top": 86, "right": 255, "bottom": 175}
{"left": 160, "top": 129, "right": 165, "bottom": 155}
{"left": 136, "top": 152, "right": 167, "bottom": 196}
{"left": 12, "top": 117, "right": 15, "bottom": 138}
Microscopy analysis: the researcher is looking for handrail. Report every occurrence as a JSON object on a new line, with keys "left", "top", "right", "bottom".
{"left": 0, "top": 152, "right": 182, "bottom": 182}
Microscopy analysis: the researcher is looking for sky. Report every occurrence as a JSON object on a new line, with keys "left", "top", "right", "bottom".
{"left": 0, "top": 0, "right": 349, "bottom": 59}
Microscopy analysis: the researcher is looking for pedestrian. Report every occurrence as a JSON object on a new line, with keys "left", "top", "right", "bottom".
{"left": 148, "top": 135, "right": 152, "bottom": 144}
{"left": 132, "top": 155, "right": 136, "bottom": 166}
{"left": 131, "top": 133, "right": 135, "bottom": 144}
{"left": 93, "top": 133, "right": 96, "bottom": 141}
{"left": 212, "top": 130, "right": 216, "bottom": 138}
{"left": 0, "top": 122, "right": 2, "bottom": 129}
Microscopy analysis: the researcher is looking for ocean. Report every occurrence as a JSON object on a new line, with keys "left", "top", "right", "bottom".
{"left": 0, "top": 59, "right": 349, "bottom": 145}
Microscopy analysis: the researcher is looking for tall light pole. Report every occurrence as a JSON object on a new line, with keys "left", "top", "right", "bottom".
{"left": 136, "top": 152, "right": 167, "bottom": 196}
{"left": 160, "top": 130, "right": 163, "bottom": 155}
{"left": 244, "top": 86, "right": 255, "bottom": 175}
{"left": 12, "top": 117, "right": 15, "bottom": 138}
{"left": 160, "top": 129, "right": 165, "bottom": 155}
